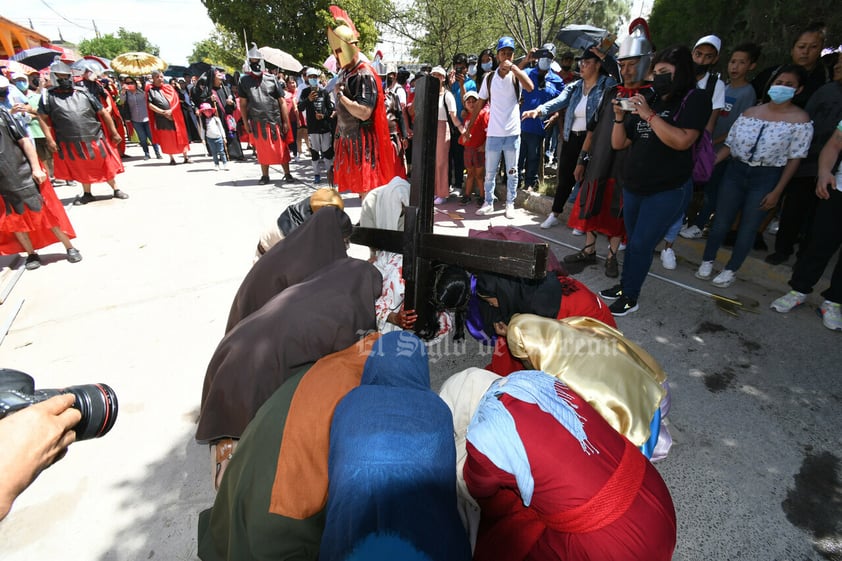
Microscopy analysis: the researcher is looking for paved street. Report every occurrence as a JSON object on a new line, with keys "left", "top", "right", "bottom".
{"left": 0, "top": 143, "right": 839, "bottom": 560}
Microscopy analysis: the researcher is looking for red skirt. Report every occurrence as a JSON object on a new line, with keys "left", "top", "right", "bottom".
{"left": 250, "top": 122, "right": 291, "bottom": 166}
{"left": 567, "top": 178, "right": 626, "bottom": 239}
{"left": 53, "top": 138, "right": 124, "bottom": 184}
{"left": 0, "top": 177, "right": 76, "bottom": 254}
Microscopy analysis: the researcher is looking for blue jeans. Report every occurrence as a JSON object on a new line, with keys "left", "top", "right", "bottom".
{"left": 132, "top": 121, "right": 159, "bottom": 156}
{"left": 484, "top": 135, "right": 520, "bottom": 205}
{"left": 207, "top": 137, "right": 227, "bottom": 166}
{"left": 703, "top": 160, "right": 782, "bottom": 271}
{"left": 519, "top": 132, "right": 543, "bottom": 188}
{"left": 691, "top": 159, "right": 729, "bottom": 229}
{"left": 621, "top": 181, "right": 692, "bottom": 300}
{"left": 663, "top": 179, "right": 695, "bottom": 242}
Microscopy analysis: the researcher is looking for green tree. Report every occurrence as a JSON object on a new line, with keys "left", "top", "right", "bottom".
{"left": 648, "top": 0, "right": 839, "bottom": 71}
{"left": 190, "top": 26, "right": 243, "bottom": 72}
{"left": 78, "top": 28, "right": 160, "bottom": 58}
{"left": 201, "top": 0, "right": 391, "bottom": 71}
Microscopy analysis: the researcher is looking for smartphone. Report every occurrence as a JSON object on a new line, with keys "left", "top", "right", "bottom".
{"left": 619, "top": 98, "right": 636, "bottom": 111}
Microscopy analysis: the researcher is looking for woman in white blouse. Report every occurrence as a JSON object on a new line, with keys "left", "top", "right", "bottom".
{"left": 696, "top": 65, "right": 814, "bottom": 287}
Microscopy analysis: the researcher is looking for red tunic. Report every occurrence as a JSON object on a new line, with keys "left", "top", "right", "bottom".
{"left": 146, "top": 83, "right": 189, "bottom": 156}
{"left": 0, "top": 176, "right": 75, "bottom": 254}
{"left": 465, "top": 393, "right": 676, "bottom": 561}
{"left": 333, "top": 61, "right": 399, "bottom": 194}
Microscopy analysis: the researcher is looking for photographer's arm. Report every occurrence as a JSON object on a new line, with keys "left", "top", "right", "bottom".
{"left": 0, "top": 394, "right": 80, "bottom": 520}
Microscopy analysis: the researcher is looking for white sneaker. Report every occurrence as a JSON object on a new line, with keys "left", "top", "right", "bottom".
{"left": 214, "top": 165, "right": 220, "bottom": 171}
{"left": 660, "top": 248, "right": 677, "bottom": 270}
{"left": 770, "top": 290, "right": 807, "bottom": 313}
{"left": 618, "top": 242, "right": 627, "bottom": 251}
{"left": 540, "top": 214, "right": 559, "bottom": 229}
{"left": 712, "top": 269, "right": 736, "bottom": 287}
{"left": 433, "top": 197, "right": 447, "bottom": 204}
{"left": 571, "top": 228, "right": 584, "bottom": 236}
{"left": 476, "top": 202, "right": 494, "bottom": 216}
{"left": 505, "top": 204, "right": 515, "bottom": 219}
{"left": 819, "top": 300, "right": 842, "bottom": 331}
{"left": 695, "top": 260, "right": 714, "bottom": 279}
{"left": 679, "top": 225, "right": 703, "bottom": 239}
{"left": 766, "top": 219, "right": 780, "bottom": 235}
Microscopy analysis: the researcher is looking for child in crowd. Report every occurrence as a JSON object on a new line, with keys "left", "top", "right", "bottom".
{"left": 681, "top": 43, "right": 761, "bottom": 239}
{"left": 459, "top": 91, "right": 488, "bottom": 205}
{"left": 199, "top": 103, "right": 229, "bottom": 171}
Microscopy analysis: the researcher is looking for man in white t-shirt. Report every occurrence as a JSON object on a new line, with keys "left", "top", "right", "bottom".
{"left": 462, "top": 36, "right": 533, "bottom": 218}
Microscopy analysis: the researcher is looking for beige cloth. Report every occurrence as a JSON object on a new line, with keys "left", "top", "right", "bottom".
{"left": 506, "top": 314, "right": 666, "bottom": 446}
{"left": 438, "top": 367, "right": 503, "bottom": 552}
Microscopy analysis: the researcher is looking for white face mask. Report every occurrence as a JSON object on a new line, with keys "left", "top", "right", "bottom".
{"left": 537, "top": 58, "right": 552, "bottom": 71}
{"left": 467, "top": 64, "right": 477, "bottom": 77}
{"left": 481, "top": 61, "right": 492, "bottom": 72}
{"left": 308, "top": 78, "right": 319, "bottom": 88}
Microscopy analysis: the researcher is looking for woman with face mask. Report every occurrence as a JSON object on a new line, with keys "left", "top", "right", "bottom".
{"left": 696, "top": 65, "right": 813, "bottom": 287}
{"left": 600, "top": 45, "right": 711, "bottom": 316}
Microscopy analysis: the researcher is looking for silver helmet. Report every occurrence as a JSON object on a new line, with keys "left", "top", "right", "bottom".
{"left": 49, "top": 56, "right": 75, "bottom": 88}
{"left": 245, "top": 42, "right": 265, "bottom": 74}
{"left": 618, "top": 18, "right": 653, "bottom": 83}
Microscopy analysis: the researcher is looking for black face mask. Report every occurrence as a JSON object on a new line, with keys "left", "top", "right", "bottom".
{"left": 0, "top": 88, "right": 8, "bottom": 99}
{"left": 652, "top": 73, "right": 673, "bottom": 97}
{"left": 57, "top": 78, "right": 73, "bottom": 90}
{"left": 693, "top": 62, "right": 710, "bottom": 76}
{"left": 249, "top": 62, "right": 262, "bottom": 73}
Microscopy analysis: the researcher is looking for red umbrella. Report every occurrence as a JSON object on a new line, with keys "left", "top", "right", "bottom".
{"left": 0, "top": 59, "right": 38, "bottom": 76}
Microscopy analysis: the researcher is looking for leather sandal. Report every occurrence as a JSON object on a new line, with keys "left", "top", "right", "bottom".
{"left": 605, "top": 246, "right": 619, "bottom": 278}
{"left": 563, "top": 241, "right": 597, "bottom": 264}
{"left": 212, "top": 438, "right": 237, "bottom": 491}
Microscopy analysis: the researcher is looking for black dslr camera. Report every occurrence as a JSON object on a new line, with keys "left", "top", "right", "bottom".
{"left": 0, "top": 369, "right": 118, "bottom": 441}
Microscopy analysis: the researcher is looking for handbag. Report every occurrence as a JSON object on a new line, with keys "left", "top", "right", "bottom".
{"left": 673, "top": 89, "right": 715, "bottom": 184}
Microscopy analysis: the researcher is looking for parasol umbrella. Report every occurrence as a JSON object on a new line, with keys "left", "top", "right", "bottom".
{"left": 11, "top": 46, "right": 65, "bottom": 70}
{"left": 556, "top": 24, "right": 618, "bottom": 56}
{"left": 0, "top": 59, "right": 38, "bottom": 76}
{"left": 111, "top": 52, "right": 166, "bottom": 76}
{"left": 257, "top": 46, "right": 302, "bottom": 73}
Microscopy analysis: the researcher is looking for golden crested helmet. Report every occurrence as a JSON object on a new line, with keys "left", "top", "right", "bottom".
{"left": 327, "top": 23, "right": 359, "bottom": 69}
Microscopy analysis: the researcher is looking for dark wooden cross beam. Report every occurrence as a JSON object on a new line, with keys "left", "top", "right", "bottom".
{"left": 350, "top": 74, "right": 549, "bottom": 332}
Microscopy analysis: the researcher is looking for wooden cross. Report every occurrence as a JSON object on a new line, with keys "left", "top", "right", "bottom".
{"left": 350, "top": 75, "right": 549, "bottom": 332}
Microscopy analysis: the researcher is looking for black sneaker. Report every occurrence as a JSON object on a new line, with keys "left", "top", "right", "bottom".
{"left": 609, "top": 295, "right": 638, "bottom": 316}
{"left": 258, "top": 176, "right": 271, "bottom": 185}
{"left": 66, "top": 248, "right": 83, "bottom": 263}
{"left": 112, "top": 189, "right": 129, "bottom": 200}
{"left": 460, "top": 195, "right": 471, "bottom": 205}
{"left": 599, "top": 284, "right": 623, "bottom": 300}
{"left": 73, "top": 192, "right": 95, "bottom": 206}
{"left": 284, "top": 173, "right": 295, "bottom": 182}
{"left": 25, "top": 253, "right": 41, "bottom": 270}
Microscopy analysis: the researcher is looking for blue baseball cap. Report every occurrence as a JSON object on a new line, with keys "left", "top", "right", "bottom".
{"left": 496, "top": 36, "right": 515, "bottom": 52}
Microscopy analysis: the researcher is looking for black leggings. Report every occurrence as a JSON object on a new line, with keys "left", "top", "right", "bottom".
{"left": 552, "top": 131, "right": 586, "bottom": 214}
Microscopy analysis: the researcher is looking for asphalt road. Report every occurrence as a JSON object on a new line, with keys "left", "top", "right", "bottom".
{"left": 0, "top": 144, "right": 839, "bottom": 561}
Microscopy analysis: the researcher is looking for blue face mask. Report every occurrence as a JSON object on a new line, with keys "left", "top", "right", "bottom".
{"left": 537, "top": 58, "right": 552, "bottom": 71}
{"left": 768, "top": 85, "right": 796, "bottom": 104}
{"left": 308, "top": 78, "right": 319, "bottom": 88}
{"left": 481, "top": 61, "right": 492, "bottom": 72}
{"left": 14, "top": 80, "right": 28, "bottom": 93}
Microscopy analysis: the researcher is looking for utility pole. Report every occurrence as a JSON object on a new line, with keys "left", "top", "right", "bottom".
{"left": 93, "top": 20, "right": 100, "bottom": 39}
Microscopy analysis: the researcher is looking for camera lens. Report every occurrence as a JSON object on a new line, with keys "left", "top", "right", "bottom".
{"left": 41, "top": 384, "right": 118, "bottom": 440}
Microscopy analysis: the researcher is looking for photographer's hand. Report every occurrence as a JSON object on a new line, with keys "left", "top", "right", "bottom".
{"left": 0, "top": 394, "right": 81, "bottom": 520}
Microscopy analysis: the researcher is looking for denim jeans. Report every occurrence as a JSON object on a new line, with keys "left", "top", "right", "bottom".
{"left": 703, "top": 160, "right": 782, "bottom": 271}
{"left": 663, "top": 179, "right": 695, "bottom": 242}
{"left": 691, "top": 159, "right": 729, "bottom": 229}
{"left": 519, "top": 131, "right": 543, "bottom": 188}
{"left": 132, "top": 120, "right": 159, "bottom": 156}
{"left": 207, "top": 136, "right": 227, "bottom": 166}
{"left": 621, "top": 180, "right": 692, "bottom": 300}
{"left": 484, "top": 135, "right": 520, "bottom": 205}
